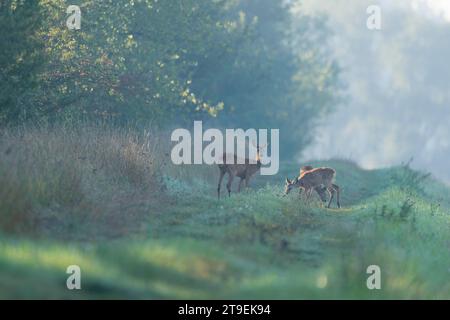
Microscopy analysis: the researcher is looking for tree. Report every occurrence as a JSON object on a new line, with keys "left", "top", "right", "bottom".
{"left": 31, "top": 0, "right": 232, "bottom": 125}
{"left": 0, "top": 0, "right": 45, "bottom": 125}
{"left": 0, "top": 0, "right": 341, "bottom": 161}
{"left": 190, "top": 0, "right": 341, "bottom": 158}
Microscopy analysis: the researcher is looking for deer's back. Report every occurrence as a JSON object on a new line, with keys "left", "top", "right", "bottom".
{"left": 219, "top": 153, "right": 260, "bottom": 177}
{"left": 301, "top": 167, "right": 336, "bottom": 186}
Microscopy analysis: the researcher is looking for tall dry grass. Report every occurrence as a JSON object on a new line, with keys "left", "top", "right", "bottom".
{"left": 0, "top": 123, "right": 168, "bottom": 236}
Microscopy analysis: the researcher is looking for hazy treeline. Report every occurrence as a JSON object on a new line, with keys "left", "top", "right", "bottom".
{"left": 299, "top": 0, "right": 450, "bottom": 180}
{"left": 0, "top": 0, "right": 341, "bottom": 158}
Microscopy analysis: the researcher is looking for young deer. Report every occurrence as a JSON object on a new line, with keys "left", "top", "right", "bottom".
{"left": 217, "top": 142, "right": 266, "bottom": 199}
{"left": 297, "top": 165, "right": 328, "bottom": 202}
{"left": 285, "top": 167, "right": 341, "bottom": 208}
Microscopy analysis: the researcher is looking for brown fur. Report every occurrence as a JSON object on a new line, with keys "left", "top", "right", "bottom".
{"left": 299, "top": 165, "right": 314, "bottom": 177}
{"left": 297, "top": 165, "right": 327, "bottom": 201}
{"left": 285, "top": 167, "right": 341, "bottom": 208}
{"left": 217, "top": 147, "right": 262, "bottom": 199}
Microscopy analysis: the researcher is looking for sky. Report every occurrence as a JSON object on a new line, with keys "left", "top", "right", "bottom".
{"left": 294, "top": 0, "right": 450, "bottom": 182}
{"left": 412, "top": 0, "right": 450, "bottom": 21}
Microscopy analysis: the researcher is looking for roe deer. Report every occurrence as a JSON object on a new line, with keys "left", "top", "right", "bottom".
{"left": 285, "top": 167, "right": 340, "bottom": 208}
{"left": 217, "top": 141, "right": 266, "bottom": 199}
{"left": 297, "top": 165, "right": 328, "bottom": 202}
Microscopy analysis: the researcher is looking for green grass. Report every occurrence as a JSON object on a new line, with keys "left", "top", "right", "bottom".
{"left": 1, "top": 126, "right": 450, "bottom": 299}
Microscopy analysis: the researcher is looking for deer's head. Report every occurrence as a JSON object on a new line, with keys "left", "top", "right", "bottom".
{"left": 251, "top": 140, "right": 267, "bottom": 164}
{"left": 284, "top": 177, "right": 298, "bottom": 195}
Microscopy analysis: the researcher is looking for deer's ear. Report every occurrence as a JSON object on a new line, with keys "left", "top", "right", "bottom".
{"left": 285, "top": 178, "right": 291, "bottom": 184}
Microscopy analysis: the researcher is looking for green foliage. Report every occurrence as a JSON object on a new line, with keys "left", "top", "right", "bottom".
{"left": 32, "top": 0, "right": 231, "bottom": 124}
{"left": 0, "top": 0, "right": 45, "bottom": 125}
{"left": 390, "top": 158, "right": 431, "bottom": 194}
{"left": 192, "top": 0, "right": 341, "bottom": 158}
{"left": 1, "top": 0, "right": 341, "bottom": 159}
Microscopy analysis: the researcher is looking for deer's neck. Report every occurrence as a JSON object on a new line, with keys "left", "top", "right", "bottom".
{"left": 255, "top": 150, "right": 262, "bottom": 168}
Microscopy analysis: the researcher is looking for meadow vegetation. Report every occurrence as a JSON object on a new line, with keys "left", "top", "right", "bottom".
{"left": 1, "top": 124, "right": 449, "bottom": 299}
{"left": 1, "top": 0, "right": 449, "bottom": 300}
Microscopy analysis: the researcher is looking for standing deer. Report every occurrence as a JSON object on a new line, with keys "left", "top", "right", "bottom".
{"left": 217, "top": 141, "right": 266, "bottom": 199}
{"left": 298, "top": 165, "right": 328, "bottom": 202}
{"left": 284, "top": 167, "right": 341, "bottom": 208}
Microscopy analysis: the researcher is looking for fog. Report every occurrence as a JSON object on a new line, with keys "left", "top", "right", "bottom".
{"left": 295, "top": 0, "right": 450, "bottom": 182}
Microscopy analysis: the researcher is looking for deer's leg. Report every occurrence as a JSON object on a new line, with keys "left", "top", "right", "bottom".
{"left": 316, "top": 186, "right": 328, "bottom": 204}
{"left": 217, "top": 169, "right": 225, "bottom": 199}
{"left": 244, "top": 174, "right": 250, "bottom": 188}
{"left": 332, "top": 183, "right": 340, "bottom": 208}
{"left": 304, "top": 188, "right": 313, "bottom": 204}
{"left": 238, "top": 178, "right": 244, "bottom": 193}
{"left": 298, "top": 187, "right": 304, "bottom": 199}
{"left": 300, "top": 187, "right": 309, "bottom": 201}
{"left": 226, "top": 173, "right": 234, "bottom": 197}
{"left": 326, "top": 186, "right": 335, "bottom": 208}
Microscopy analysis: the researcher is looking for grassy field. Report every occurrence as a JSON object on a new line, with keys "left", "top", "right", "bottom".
{"left": 1, "top": 125, "right": 450, "bottom": 299}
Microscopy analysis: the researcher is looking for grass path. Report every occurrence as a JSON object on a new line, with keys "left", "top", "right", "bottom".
{"left": 1, "top": 160, "right": 450, "bottom": 299}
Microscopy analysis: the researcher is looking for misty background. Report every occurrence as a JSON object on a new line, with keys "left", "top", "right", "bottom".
{"left": 296, "top": 0, "right": 450, "bottom": 182}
